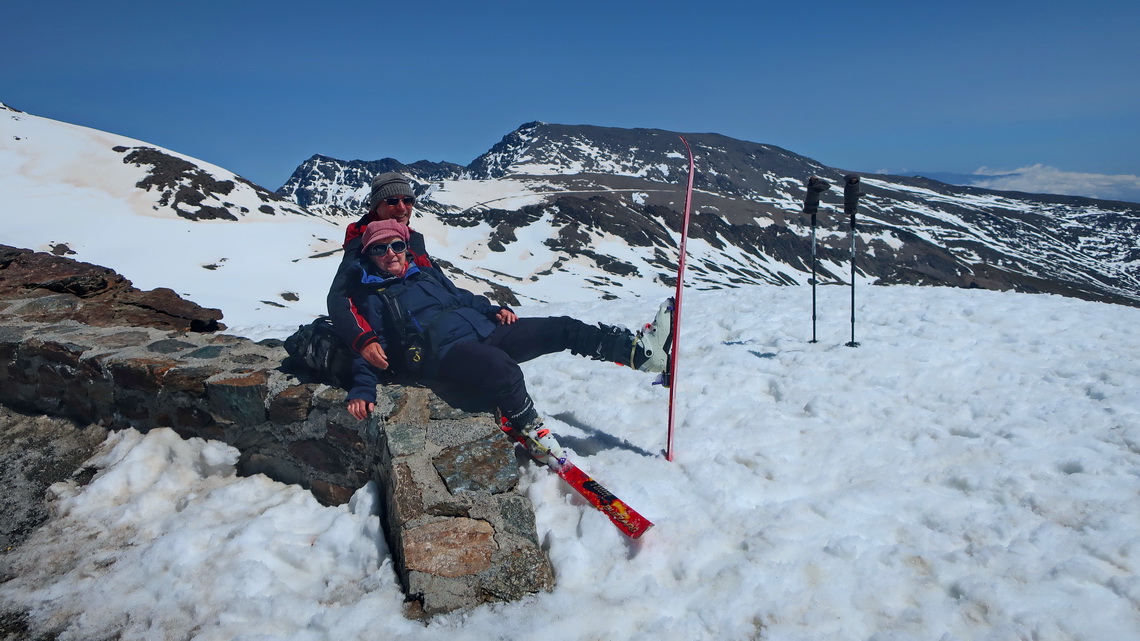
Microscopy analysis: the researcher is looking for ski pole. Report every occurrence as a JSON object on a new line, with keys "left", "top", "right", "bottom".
{"left": 843, "top": 174, "right": 861, "bottom": 348}
{"left": 803, "top": 176, "right": 831, "bottom": 344}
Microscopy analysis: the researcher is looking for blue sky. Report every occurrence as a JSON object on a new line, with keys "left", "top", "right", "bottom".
{"left": 5, "top": 0, "right": 1139, "bottom": 198}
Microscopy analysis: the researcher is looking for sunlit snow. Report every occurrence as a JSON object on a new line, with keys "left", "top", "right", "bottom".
{"left": 2, "top": 103, "right": 1139, "bottom": 641}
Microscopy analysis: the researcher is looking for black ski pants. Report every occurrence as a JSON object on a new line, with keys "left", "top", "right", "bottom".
{"left": 434, "top": 316, "right": 599, "bottom": 421}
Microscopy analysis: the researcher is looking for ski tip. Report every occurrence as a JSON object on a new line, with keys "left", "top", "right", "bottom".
{"left": 626, "top": 522, "right": 654, "bottom": 539}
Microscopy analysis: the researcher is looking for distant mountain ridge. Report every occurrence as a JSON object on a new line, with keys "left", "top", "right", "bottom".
{"left": 278, "top": 121, "right": 1140, "bottom": 308}
{"left": 5, "top": 100, "right": 1137, "bottom": 321}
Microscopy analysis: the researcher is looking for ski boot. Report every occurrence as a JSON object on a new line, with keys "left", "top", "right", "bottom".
{"left": 630, "top": 297, "right": 674, "bottom": 373}
{"left": 499, "top": 414, "right": 568, "bottom": 469}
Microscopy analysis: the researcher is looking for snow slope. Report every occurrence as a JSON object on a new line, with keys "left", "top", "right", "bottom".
{"left": 1, "top": 103, "right": 345, "bottom": 331}
{"left": 2, "top": 285, "right": 1139, "bottom": 640}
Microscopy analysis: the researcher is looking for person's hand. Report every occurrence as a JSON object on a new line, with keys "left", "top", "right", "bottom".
{"left": 361, "top": 342, "right": 389, "bottom": 369}
{"left": 496, "top": 308, "right": 518, "bottom": 325}
{"left": 347, "top": 398, "right": 375, "bottom": 421}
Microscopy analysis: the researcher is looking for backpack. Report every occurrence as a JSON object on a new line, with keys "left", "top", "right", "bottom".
{"left": 283, "top": 316, "right": 354, "bottom": 387}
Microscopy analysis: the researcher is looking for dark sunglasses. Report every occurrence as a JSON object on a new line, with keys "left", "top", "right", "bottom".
{"left": 385, "top": 196, "right": 415, "bottom": 206}
{"left": 367, "top": 240, "right": 408, "bottom": 256}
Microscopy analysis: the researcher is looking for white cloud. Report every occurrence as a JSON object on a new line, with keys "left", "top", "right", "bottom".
{"left": 971, "top": 164, "right": 1140, "bottom": 203}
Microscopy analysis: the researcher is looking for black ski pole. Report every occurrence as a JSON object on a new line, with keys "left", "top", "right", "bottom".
{"left": 843, "top": 174, "right": 861, "bottom": 347}
{"left": 803, "top": 176, "right": 831, "bottom": 343}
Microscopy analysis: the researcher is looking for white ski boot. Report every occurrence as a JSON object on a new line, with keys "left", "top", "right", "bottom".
{"left": 631, "top": 298, "right": 674, "bottom": 373}
{"left": 500, "top": 415, "right": 568, "bottom": 469}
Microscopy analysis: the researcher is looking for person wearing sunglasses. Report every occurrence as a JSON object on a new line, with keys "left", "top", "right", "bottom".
{"left": 341, "top": 219, "right": 673, "bottom": 469}
{"left": 327, "top": 172, "right": 434, "bottom": 367}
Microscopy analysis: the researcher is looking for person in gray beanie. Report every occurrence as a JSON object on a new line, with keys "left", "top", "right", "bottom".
{"left": 327, "top": 171, "right": 434, "bottom": 360}
{"left": 367, "top": 172, "right": 417, "bottom": 220}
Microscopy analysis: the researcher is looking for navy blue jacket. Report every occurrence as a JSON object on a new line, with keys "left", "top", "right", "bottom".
{"left": 343, "top": 260, "right": 505, "bottom": 403}
{"left": 326, "top": 219, "right": 431, "bottom": 354}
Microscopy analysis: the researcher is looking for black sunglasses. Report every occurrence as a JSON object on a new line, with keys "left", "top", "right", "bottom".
{"left": 367, "top": 240, "right": 408, "bottom": 256}
{"left": 385, "top": 196, "right": 415, "bottom": 206}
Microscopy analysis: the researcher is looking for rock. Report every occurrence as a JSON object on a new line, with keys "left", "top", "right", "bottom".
{"left": 403, "top": 518, "right": 497, "bottom": 578}
{"left": 0, "top": 244, "right": 223, "bottom": 332}
{"left": 433, "top": 434, "right": 518, "bottom": 495}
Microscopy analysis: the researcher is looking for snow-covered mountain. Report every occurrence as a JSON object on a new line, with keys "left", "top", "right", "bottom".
{"left": 281, "top": 122, "right": 1140, "bottom": 309}
{"left": 4, "top": 101, "right": 1139, "bottom": 338}
{"left": 1, "top": 102, "right": 358, "bottom": 333}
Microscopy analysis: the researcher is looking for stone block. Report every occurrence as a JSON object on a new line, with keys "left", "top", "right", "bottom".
{"left": 427, "top": 418, "right": 499, "bottom": 449}
{"left": 402, "top": 518, "right": 496, "bottom": 578}
{"left": 268, "top": 385, "right": 314, "bottom": 424}
{"left": 115, "top": 392, "right": 151, "bottom": 421}
{"left": 389, "top": 462, "right": 424, "bottom": 526}
{"left": 19, "top": 293, "right": 81, "bottom": 320}
{"left": 147, "top": 338, "right": 196, "bottom": 354}
{"left": 162, "top": 364, "right": 222, "bottom": 397}
{"left": 432, "top": 433, "right": 518, "bottom": 495}
{"left": 390, "top": 386, "right": 430, "bottom": 424}
{"left": 386, "top": 420, "right": 426, "bottom": 457}
{"left": 242, "top": 452, "right": 304, "bottom": 486}
{"left": 107, "top": 357, "right": 178, "bottom": 391}
{"left": 309, "top": 479, "right": 356, "bottom": 507}
{"left": 205, "top": 370, "right": 269, "bottom": 425}
{"left": 92, "top": 330, "right": 152, "bottom": 349}
{"left": 287, "top": 439, "right": 348, "bottom": 475}
{"left": 406, "top": 572, "right": 479, "bottom": 617}
{"left": 498, "top": 494, "right": 543, "bottom": 546}
{"left": 185, "top": 345, "right": 225, "bottom": 359}
{"left": 174, "top": 405, "right": 214, "bottom": 429}
{"left": 477, "top": 547, "right": 555, "bottom": 601}
{"left": 22, "top": 338, "right": 88, "bottom": 367}
{"left": 324, "top": 421, "right": 364, "bottom": 450}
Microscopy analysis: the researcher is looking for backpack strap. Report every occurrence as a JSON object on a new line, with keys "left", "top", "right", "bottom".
{"left": 372, "top": 269, "right": 456, "bottom": 376}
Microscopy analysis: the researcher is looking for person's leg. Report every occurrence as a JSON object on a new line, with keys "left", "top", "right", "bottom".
{"left": 435, "top": 340, "right": 566, "bottom": 466}
{"left": 435, "top": 340, "right": 529, "bottom": 418}
{"left": 486, "top": 310, "right": 672, "bottom": 372}
{"left": 483, "top": 316, "right": 600, "bottom": 363}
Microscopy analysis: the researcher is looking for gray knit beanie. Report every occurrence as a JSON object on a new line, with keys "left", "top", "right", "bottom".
{"left": 368, "top": 172, "right": 414, "bottom": 211}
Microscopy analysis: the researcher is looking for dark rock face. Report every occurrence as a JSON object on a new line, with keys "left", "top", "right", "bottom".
{"left": 111, "top": 145, "right": 303, "bottom": 220}
{"left": 0, "top": 244, "right": 224, "bottom": 332}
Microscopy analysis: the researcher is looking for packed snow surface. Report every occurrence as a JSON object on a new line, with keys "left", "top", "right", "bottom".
{"left": 3, "top": 285, "right": 1139, "bottom": 641}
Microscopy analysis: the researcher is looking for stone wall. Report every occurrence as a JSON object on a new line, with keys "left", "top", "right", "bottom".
{"left": 0, "top": 245, "right": 553, "bottom": 616}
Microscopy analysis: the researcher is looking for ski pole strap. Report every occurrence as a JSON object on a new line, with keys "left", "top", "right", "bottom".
{"left": 844, "top": 174, "right": 861, "bottom": 228}
{"left": 803, "top": 176, "right": 831, "bottom": 215}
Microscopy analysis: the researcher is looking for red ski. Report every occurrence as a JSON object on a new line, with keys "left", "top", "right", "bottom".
{"left": 553, "top": 461, "right": 654, "bottom": 539}
{"left": 665, "top": 136, "right": 696, "bottom": 461}
{"left": 499, "top": 419, "right": 653, "bottom": 538}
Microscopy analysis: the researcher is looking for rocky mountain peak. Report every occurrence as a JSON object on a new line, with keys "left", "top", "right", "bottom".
{"left": 277, "top": 122, "right": 1140, "bottom": 309}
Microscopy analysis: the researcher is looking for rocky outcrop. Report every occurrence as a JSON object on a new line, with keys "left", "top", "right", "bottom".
{"left": 0, "top": 246, "right": 553, "bottom": 617}
{"left": 0, "top": 244, "right": 224, "bottom": 332}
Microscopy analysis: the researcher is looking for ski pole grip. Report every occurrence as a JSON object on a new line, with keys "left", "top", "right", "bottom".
{"left": 803, "top": 176, "right": 831, "bottom": 215}
{"left": 844, "top": 174, "right": 861, "bottom": 215}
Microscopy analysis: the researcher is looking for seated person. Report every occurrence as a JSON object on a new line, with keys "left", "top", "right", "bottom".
{"left": 341, "top": 219, "right": 672, "bottom": 468}
{"left": 327, "top": 172, "right": 432, "bottom": 363}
